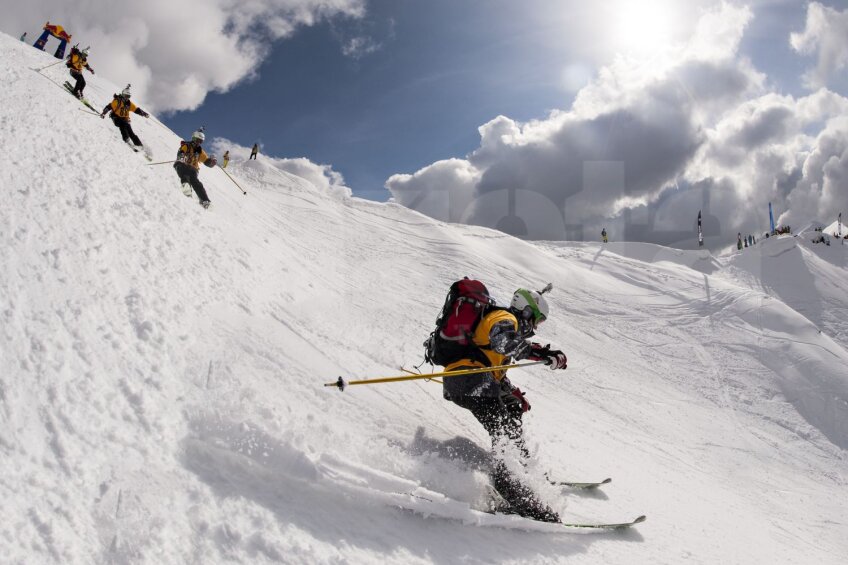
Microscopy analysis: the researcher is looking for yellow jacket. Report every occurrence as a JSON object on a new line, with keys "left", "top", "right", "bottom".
{"left": 446, "top": 308, "right": 517, "bottom": 382}
{"left": 177, "top": 143, "right": 211, "bottom": 170}
{"left": 107, "top": 98, "right": 138, "bottom": 120}
{"left": 67, "top": 53, "right": 91, "bottom": 72}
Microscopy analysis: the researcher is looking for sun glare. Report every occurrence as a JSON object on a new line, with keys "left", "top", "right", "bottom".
{"left": 612, "top": 0, "right": 676, "bottom": 56}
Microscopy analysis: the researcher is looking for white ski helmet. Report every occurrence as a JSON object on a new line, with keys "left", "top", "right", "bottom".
{"left": 191, "top": 130, "right": 205, "bottom": 142}
{"left": 510, "top": 287, "right": 550, "bottom": 326}
{"left": 120, "top": 84, "right": 131, "bottom": 98}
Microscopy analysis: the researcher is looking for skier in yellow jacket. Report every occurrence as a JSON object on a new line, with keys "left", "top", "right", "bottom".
{"left": 100, "top": 85, "right": 149, "bottom": 152}
{"left": 173, "top": 129, "right": 217, "bottom": 209}
{"left": 66, "top": 46, "right": 94, "bottom": 99}
{"left": 442, "top": 286, "right": 567, "bottom": 522}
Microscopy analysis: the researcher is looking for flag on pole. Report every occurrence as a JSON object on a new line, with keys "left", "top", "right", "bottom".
{"left": 769, "top": 202, "right": 776, "bottom": 234}
{"left": 698, "top": 210, "right": 703, "bottom": 247}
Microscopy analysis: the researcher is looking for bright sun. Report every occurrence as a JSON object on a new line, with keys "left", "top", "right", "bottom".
{"left": 612, "top": 0, "right": 677, "bottom": 56}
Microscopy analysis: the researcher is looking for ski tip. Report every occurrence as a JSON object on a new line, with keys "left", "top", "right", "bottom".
{"left": 601, "top": 477, "right": 612, "bottom": 485}
{"left": 633, "top": 515, "right": 647, "bottom": 524}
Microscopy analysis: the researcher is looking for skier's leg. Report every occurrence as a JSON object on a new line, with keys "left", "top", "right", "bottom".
{"left": 73, "top": 71, "right": 86, "bottom": 97}
{"left": 70, "top": 70, "right": 84, "bottom": 97}
{"left": 454, "top": 395, "right": 558, "bottom": 522}
{"left": 187, "top": 169, "right": 210, "bottom": 203}
{"left": 125, "top": 123, "right": 143, "bottom": 146}
{"left": 113, "top": 117, "right": 130, "bottom": 142}
{"left": 174, "top": 162, "right": 192, "bottom": 184}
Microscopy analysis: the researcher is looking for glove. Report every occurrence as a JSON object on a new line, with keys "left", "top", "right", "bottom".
{"left": 529, "top": 343, "right": 567, "bottom": 370}
{"left": 546, "top": 350, "right": 567, "bottom": 370}
{"left": 138, "top": 110, "right": 149, "bottom": 118}
{"left": 500, "top": 377, "right": 531, "bottom": 412}
{"left": 527, "top": 343, "right": 550, "bottom": 361}
{"left": 510, "top": 387, "right": 531, "bottom": 412}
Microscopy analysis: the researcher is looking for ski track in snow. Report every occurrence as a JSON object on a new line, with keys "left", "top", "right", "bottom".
{"left": 2, "top": 33, "right": 848, "bottom": 564}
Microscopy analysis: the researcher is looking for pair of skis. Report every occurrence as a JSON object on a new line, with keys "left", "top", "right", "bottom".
{"left": 485, "top": 476, "right": 645, "bottom": 530}
{"left": 62, "top": 81, "right": 99, "bottom": 113}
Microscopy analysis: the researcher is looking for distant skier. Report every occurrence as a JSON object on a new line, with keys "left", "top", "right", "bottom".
{"left": 20, "top": 32, "right": 27, "bottom": 42}
{"left": 222, "top": 150, "right": 230, "bottom": 169}
{"left": 250, "top": 143, "right": 259, "bottom": 160}
{"left": 737, "top": 233, "right": 743, "bottom": 250}
{"left": 601, "top": 228, "right": 608, "bottom": 243}
{"left": 434, "top": 282, "right": 568, "bottom": 522}
{"left": 100, "top": 85, "right": 149, "bottom": 153}
{"left": 173, "top": 129, "right": 217, "bottom": 209}
{"left": 65, "top": 45, "right": 94, "bottom": 100}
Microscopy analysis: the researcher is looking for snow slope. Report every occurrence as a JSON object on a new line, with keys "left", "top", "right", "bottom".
{"left": 2, "top": 33, "right": 848, "bottom": 564}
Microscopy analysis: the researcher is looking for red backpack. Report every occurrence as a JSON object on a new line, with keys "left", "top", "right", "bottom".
{"left": 424, "top": 278, "right": 501, "bottom": 367}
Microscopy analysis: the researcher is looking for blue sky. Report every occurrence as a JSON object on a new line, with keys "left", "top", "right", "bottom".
{"left": 163, "top": 0, "right": 594, "bottom": 200}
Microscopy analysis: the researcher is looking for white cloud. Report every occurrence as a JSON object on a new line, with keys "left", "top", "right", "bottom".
{"left": 780, "top": 115, "right": 848, "bottom": 228}
{"left": 386, "top": 159, "right": 481, "bottom": 223}
{"left": 790, "top": 2, "right": 848, "bottom": 89}
{"left": 385, "top": 2, "right": 848, "bottom": 247}
{"left": 3, "top": 0, "right": 365, "bottom": 113}
{"left": 340, "top": 36, "right": 381, "bottom": 59}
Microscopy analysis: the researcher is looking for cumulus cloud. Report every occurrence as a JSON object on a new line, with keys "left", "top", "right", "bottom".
{"left": 386, "top": 159, "right": 480, "bottom": 223}
{"left": 3, "top": 0, "right": 365, "bottom": 113}
{"left": 387, "top": 3, "right": 848, "bottom": 248}
{"left": 790, "top": 2, "right": 848, "bottom": 89}
{"left": 210, "top": 137, "right": 352, "bottom": 198}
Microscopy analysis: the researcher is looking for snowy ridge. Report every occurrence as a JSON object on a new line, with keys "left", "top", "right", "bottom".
{"left": 2, "top": 32, "right": 848, "bottom": 564}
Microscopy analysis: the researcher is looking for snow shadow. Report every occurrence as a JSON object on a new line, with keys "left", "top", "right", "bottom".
{"left": 181, "top": 415, "right": 637, "bottom": 562}
{"left": 756, "top": 241, "right": 824, "bottom": 331}
{"left": 405, "top": 427, "right": 609, "bottom": 501}
{"left": 406, "top": 426, "right": 493, "bottom": 472}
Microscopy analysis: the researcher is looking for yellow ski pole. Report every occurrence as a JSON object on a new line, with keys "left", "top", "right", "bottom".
{"left": 32, "top": 59, "right": 65, "bottom": 73}
{"left": 218, "top": 164, "right": 247, "bottom": 195}
{"left": 324, "top": 361, "right": 548, "bottom": 391}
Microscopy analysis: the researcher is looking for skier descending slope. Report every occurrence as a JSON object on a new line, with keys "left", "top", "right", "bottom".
{"left": 65, "top": 45, "right": 94, "bottom": 100}
{"left": 173, "top": 128, "right": 217, "bottom": 209}
{"left": 426, "top": 280, "right": 568, "bottom": 522}
{"left": 100, "top": 85, "right": 150, "bottom": 157}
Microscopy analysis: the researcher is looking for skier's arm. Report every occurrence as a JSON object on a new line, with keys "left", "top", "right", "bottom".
{"left": 489, "top": 321, "right": 532, "bottom": 359}
{"left": 490, "top": 321, "right": 567, "bottom": 369}
{"left": 200, "top": 149, "right": 217, "bottom": 168}
{"left": 133, "top": 107, "right": 149, "bottom": 118}
{"left": 86, "top": 63, "right": 94, "bottom": 74}
{"left": 100, "top": 101, "right": 113, "bottom": 118}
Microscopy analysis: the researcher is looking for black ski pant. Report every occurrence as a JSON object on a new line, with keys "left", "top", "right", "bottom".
{"left": 449, "top": 393, "right": 552, "bottom": 517}
{"left": 111, "top": 116, "right": 142, "bottom": 146}
{"left": 174, "top": 162, "right": 210, "bottom": 202}
{"left": 250, "top": 152, "right": 257, "bottom": 160}
{"left": 70, "top": 70, "right": 85, "bottom": 97}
